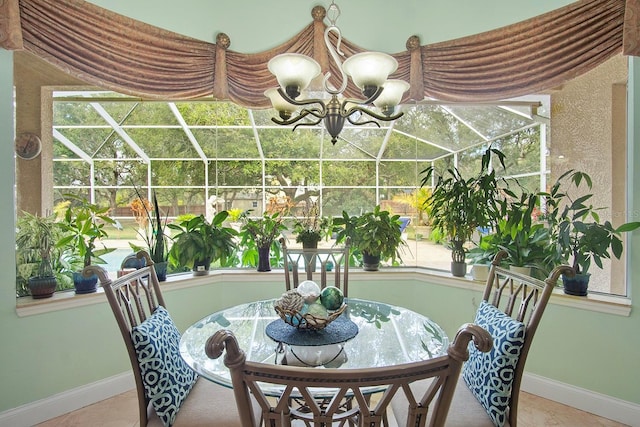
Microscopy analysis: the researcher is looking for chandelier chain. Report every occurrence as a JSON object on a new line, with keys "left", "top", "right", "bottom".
{"left": 326, "top": 1, "right": 340, "bottom": 27}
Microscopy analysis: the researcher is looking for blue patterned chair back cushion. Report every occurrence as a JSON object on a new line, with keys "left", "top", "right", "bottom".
{"left": 463, "top": 300, "right": 525, "bottom": 427}
{"left": 131, "top": 306, "right": 198, "bottom": 427}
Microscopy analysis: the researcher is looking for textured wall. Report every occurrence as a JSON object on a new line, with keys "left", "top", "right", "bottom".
{"left": 550, "top": 54, "right": 628, "bottom": 293}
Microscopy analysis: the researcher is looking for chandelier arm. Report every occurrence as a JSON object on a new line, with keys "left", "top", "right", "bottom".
{"left": 323, "top": 25, "right": 348, "bottom": 96}
{"left": 292, "top": 119, "right": 323, "bottom": 132}
{"left": 345, "top": 105, "right": 406, "bottom": 122}
{"left": 276, "top": 88, "right": 327, "bottom": 113}
{"left": 346, "top": 114, "right": 382, "bottom": 128}
{"left": 270, "top": 108, "right": 323, "bottom": 126}
{"left": 339, "top": 87, "right": 385, "bottom": 113}
{"left": 302, "top": 108, "right": 329, "bottom": 121}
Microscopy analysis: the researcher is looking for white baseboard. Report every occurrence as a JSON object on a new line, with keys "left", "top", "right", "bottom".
{"left": 1, "top": 371, "right": 638, "bottom": 427}
{"left": 522, "top": 372, "right": 640, "bottom": 426}
{"left": 0, "top": 372, "right": 134, "bottom": 427}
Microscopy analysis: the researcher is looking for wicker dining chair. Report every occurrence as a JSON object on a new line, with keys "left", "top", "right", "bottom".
{"left": 205, "top": 323, "right": 492, "bottom": 427}
{"left": 280, "top": 236, "right": 351, "bottom": 296}
{"left": 392, "top": 251, "right": 573, "bottom": 427}
{"left": 87, "top": 251, "right": 244, "bottom": 427}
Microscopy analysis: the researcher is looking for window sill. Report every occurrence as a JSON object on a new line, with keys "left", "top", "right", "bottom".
{"left": 15, "top": 268, "right": 632, "bottom": 317}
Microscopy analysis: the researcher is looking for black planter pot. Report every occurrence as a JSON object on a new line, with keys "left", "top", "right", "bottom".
{"left": 562, "top": 273, "right": 590, "bottom": 296}
{"left": 257, "top": 246, "right": 271, "bottom": 272}
{"left": 154, "top": 261, "right": 168, "bottom": 281}
{"left": 192, "top": 258, "right": 211, "bottom": 276}
{"left": 362, "top": 252, "right": 381, "bottom": 271}
{"left": 451, "top": 261, "right": 467, "bottom": 277}
{"left": 73, "top": 271, "right": 98, "bottom": 294}
{"left": 28, "top": 276, "right": 57, "bottom": 299}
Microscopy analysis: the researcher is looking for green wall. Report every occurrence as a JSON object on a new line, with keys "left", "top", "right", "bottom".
{"left": 2, "top": 0, "right": 639, "bottom": 417}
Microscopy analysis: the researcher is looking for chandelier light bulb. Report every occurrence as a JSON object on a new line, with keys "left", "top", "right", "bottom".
{"left": 342, "top": 52, "right": 398, "bottom": 97}
{"left": 373, "top": 80, "right": 411, "bottom": 116}
{"left": 268, "top": 54, "right": 321, "bottom": 99}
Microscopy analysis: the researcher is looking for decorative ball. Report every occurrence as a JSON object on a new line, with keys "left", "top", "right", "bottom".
{"left": 304, "top": 302, "right": 329, "bottom": 327}
{"left": 276, "top": 289, "right": 305, "bottom": 312}
{"left": 297, "top": 280, "right": 321, "bottom": 303}
{"left": 306, "top": 302, "right": 328, "bottom": 318}
{"left": 320, "top": 286, "right": 344, "bottom": 311}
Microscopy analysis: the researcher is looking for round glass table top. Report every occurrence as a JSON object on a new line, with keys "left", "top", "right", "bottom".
{"left": 179, "top": 297, "right": 449, "bottom": 392}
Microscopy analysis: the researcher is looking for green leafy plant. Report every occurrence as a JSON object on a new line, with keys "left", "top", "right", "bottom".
{"left": 334, "top": 206, "right": 406, "bottom": 264}
{"left": 469, "top": 192, "right": 554, "bottom": 278}
{"left": 167, "top": 212, "right": 238, "bottom": 270}
{"left": 16, "top": 212, "right": 59, "bottom": 278}
{"left": 421, "top": 147, "right": 506, "bottom": 266}
{"left": 543, "top": 170, "right": 640, "bottom": 275}
{"left": 57, "top": 195, "right": 120, "bottom": 268}
{"left": 240, "top": 211, "right": 287, "bottom": 249}
{"left": 15, "top": 212, "right": 73, "bottom": 296}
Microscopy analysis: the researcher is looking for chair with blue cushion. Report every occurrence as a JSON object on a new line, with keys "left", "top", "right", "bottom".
{"left": 206, "top": 323, "right": 492, "bottom": 427}
{"left": 392, "top": 251, "right": 572, "bottom": 427}
{"left": 87, "top": 251, "right": 244, "bottom": 427}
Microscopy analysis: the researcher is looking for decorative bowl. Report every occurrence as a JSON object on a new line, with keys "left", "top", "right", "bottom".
{"left": 274, "top": 303, "right": 347, "bottom": 331}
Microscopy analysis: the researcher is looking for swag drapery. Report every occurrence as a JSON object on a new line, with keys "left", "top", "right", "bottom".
{"left": 0, "top": 0, "right": 639, "bottom": 104}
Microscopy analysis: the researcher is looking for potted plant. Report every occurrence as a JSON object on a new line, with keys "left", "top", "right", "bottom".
{"left": 15, "top": 212, "right": 64, "bottom": 298}
{"left": 57, "top": 195, "right": 120, "bottom": 293}
{"left": 421, "top": 147, "right": 505, "bottom": 277}
{"left": 334, "top": 206, "right": 406, "bottom": 271}
{"left": 168, "top": 211, "right": 238, "bottom": 276}
{"left": 293, "top": 201, "right": 332, "bottom": 249}
{"left": 239, "top": 211, "right": 287, "bottom": 272}
{"left": 129, "top": 188, "right": 169, "bottom": 281}
{"left": 466, "top": 237, "right": 495, "bottom": 281}
{"left": 473, "top": 192, "right": 555, "bottom": 279}
{"left": 543, "top": 170, "right": 640, "bottom": 295}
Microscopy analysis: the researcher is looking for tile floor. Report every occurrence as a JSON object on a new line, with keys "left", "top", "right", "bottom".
{"left": 35, "top": 388, "right": 628, "bottom": 427}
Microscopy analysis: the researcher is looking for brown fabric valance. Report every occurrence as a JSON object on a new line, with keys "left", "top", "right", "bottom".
{"left": 1, "top": 0, "right": 639, "bottom": 104}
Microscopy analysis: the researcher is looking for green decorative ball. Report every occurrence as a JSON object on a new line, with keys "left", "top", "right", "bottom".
{"left": 306, "top": 302, "right": 328, "bottom": 319}
{"left": 320, "top": 286, "right": 344, "bottom": 311}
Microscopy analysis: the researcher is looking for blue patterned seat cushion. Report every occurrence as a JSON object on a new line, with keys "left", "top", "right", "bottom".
{"left": 462, "top": 300, "right": 525, "bottom": 427}
{"left": 131, "top": 306, "right": 198, "bottom": 427}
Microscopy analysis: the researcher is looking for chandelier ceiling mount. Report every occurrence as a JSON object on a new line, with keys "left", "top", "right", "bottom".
{"left": 265, "top": 1, "right": 410, "bottom": 144}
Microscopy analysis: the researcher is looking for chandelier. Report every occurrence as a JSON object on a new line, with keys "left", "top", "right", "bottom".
{"left": 265, "top": 1, "right": 409, "bottom": 145}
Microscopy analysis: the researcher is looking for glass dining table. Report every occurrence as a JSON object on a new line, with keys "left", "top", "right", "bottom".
{"left": 179, "top": 297, "right": 449, "bottom": 395}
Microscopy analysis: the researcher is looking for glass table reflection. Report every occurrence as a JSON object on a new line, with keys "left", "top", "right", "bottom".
{"left": 179, "top": 298, "right": 449, "bottom": 395}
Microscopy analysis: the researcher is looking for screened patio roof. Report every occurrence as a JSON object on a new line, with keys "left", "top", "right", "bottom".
{"left": 51, "top": 91, "right": 549, "bottom": 164}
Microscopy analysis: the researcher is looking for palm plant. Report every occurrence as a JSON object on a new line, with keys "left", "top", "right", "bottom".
{"left": 421, "top": 147, "right": 506, "bottom": 276}
{"left": 15, "top": 212, "right": 69, "bottom": 297}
